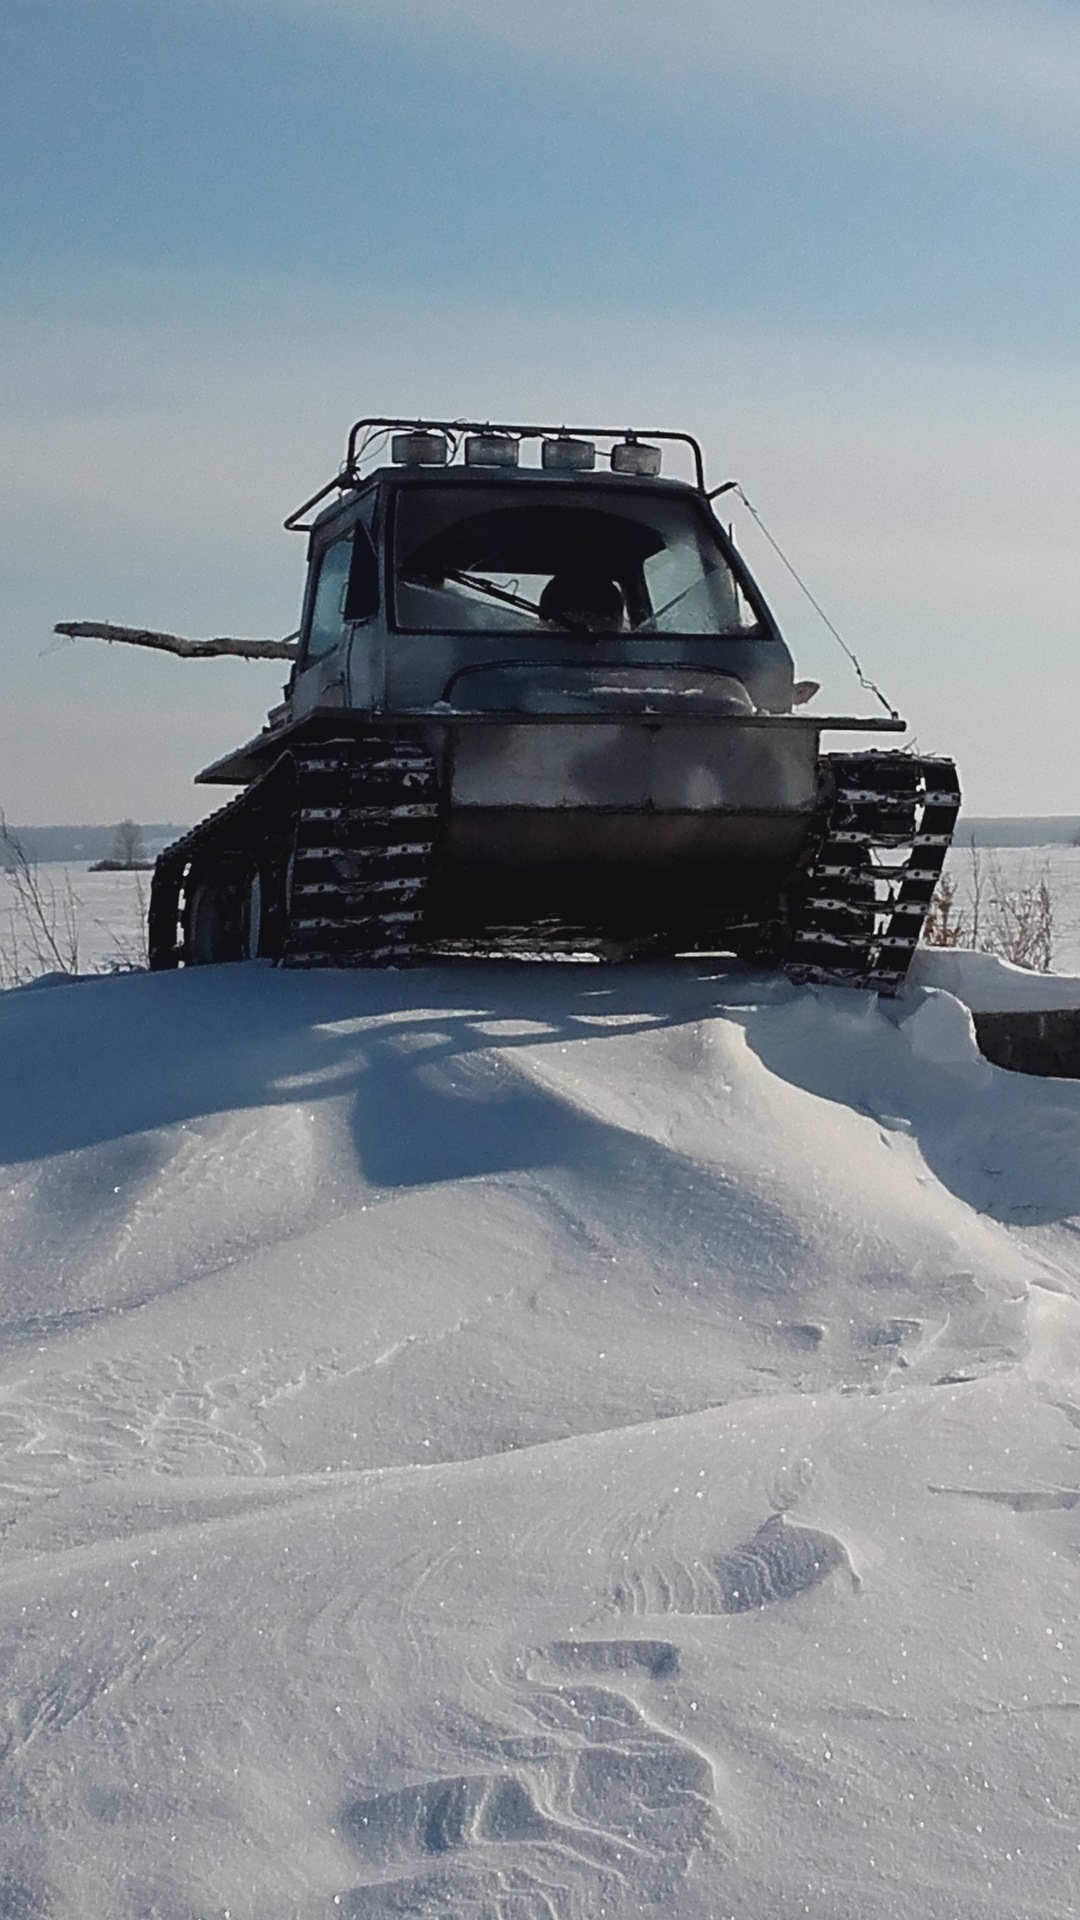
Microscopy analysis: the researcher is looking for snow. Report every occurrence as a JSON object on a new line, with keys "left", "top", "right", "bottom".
{"left": 1, "top": 953, "right": 1080, "bottom": 1919}
{"left": 909, "top": 946, "right": 1080, "bottom": 1012}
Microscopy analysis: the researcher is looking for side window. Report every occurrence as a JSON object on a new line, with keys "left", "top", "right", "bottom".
{"left": 303, "top": 539, "right": 352, "bottom": 663}
{"left": 301, "top": 525, "right": 380, "bottom": 667}
{"left": 345, "top": 524, "right": 379, "bottom": 622}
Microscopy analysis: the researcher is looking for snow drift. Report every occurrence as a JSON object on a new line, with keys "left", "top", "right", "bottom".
{"left": 1, "top": 958, "right": 1079, "bottom": 1919}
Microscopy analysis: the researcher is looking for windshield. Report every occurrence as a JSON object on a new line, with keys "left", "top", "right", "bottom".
{"left": 392, "top": 485, "right": 761, "bottom": 636}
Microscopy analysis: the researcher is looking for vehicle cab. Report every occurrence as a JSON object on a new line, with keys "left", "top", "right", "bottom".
{"left": 284, "top": 421, "right": 798, "bottom": 730}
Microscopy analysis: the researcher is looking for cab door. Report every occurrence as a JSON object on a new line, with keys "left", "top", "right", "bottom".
{"left": 291, "top": 518, "right": 382, "bottom": 720}
{"left": 291, "top": 535, "right": 354, "bottom": 720}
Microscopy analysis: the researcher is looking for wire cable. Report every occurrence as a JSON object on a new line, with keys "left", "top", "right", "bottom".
{"left": 724, "top": 483, "right": 901, "bottom": 721}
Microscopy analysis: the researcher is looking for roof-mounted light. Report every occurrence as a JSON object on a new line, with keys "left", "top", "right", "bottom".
{"left": 611, "top": 437, "right": 661, "bottom": 477}
{"left": 391, "top": 430, "right": 449, "bottom": 465}
{"left": 541, "top": 436, "right": 595, "bottom": 472}
{"left": 464, "top": 433, "right": 519, "bottom": 468}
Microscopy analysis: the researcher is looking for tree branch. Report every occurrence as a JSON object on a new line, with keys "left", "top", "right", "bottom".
{"left": 54, "top": 620, "right": 298, "bottom": 662}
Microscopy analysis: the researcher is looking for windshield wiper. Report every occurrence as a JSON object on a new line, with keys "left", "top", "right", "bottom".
{"left": 403, "top": 569, "right": 590, "bottom": 635}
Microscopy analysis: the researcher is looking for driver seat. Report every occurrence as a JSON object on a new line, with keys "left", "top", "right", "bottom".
{"left": 539, "top": 566, "right": 625, "bottom": 631}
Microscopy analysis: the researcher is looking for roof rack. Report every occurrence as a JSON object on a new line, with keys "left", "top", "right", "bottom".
{"left": 283, "top": 416, "right": 707, "bottom": 530}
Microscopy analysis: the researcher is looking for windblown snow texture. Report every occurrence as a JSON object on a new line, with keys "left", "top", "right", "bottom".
{"left": 1, "top": 957, "right": 1079, "bottom": 1918}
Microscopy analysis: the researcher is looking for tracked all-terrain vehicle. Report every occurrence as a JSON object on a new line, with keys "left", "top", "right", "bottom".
{"left": 149, "top": 417, "right": 960, "bottom": 988}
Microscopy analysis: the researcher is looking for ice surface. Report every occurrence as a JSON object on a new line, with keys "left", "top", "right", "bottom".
{"left": 1, "top": 957, "right": 1079, "bottom": 1918}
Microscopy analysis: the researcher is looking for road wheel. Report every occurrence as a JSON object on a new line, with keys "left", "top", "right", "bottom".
{"left": 183, "top": 868, "right": 240, "bottom": 965}
{"left": 241, "top": 862, "right": 286, "bottom": 961}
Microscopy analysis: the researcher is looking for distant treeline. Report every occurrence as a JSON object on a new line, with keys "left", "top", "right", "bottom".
{"left": 957, "top": 817, "right": 1080, "bottom": 848}
{"left": 1, "top": 825, "right": 188, "bottom": 869}
{"left": 4, "top": 816, "right": 1077, "bottom": 870}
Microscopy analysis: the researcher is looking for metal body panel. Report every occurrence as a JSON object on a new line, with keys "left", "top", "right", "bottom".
{"left": 291, "top": 655, "right": 346, "bottom": 718}
{"left": 346, "top": 620, "right": 383, "bottom": 712}
{"left": 195, "top": 707, "right": 903, "bottom": 787}
{"left": 370, "top": 629, "right": 796, "bottom": 716}
{"left": 445, "top": 718, "right": 820, "bottom": 813}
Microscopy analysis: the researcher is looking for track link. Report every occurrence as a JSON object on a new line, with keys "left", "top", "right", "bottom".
{"left": 283, "top": 740, "right": 438, "bottom": 966}
{"left": 783, "top": 751, "right": 961, "bottom": 993}
{"left": 148, "top": 737, "right": 438, "bottom": 970}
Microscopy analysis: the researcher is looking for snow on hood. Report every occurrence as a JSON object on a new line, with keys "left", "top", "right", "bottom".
{"left": 0, "top": 958, "right": 1079, "bottom": 1917}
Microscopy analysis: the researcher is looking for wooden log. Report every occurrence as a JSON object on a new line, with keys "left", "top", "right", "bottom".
{"left": 54, "top": 620, "right": 298, "bottom": 662}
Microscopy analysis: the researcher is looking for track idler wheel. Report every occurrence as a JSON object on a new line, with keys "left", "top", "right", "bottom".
{"left": 240, "top": 858, "right": 289, "bottom": 961}
{"left": 182, "top": 862, "right": 243, "bottom": 965}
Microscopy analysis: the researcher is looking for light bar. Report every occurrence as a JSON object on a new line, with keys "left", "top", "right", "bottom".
{"left": 465, "top": 433, "right": 519, "bottom": 468}
{"left": 391, "top": 430, "right": 449, "bottom": 465}
{"left": 611, "top": 438, "right": 661, "bottom": 477}
{"left": 541, "top": 436, "right": 596, "bottom": 472}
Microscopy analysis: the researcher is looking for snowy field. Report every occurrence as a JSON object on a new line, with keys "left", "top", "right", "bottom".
{"left": 0, "top": 864, "right": 148, "bottom": 982}
{"left": 940, "top": 842, "right": 1080, "bottom": 976}
{"left": 1, "top": 918, "right": 1080, "bottom": 1914}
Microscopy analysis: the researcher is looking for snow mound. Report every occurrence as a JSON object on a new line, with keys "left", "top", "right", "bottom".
{"left": 910, "top": 943, "right": 1080, "bottom": 1011}
{"left": 898, "top": 984, "right": 991, "bottom": 1080}
{"left": 1, "top": 959, "right": 1079, "bottom": 1918}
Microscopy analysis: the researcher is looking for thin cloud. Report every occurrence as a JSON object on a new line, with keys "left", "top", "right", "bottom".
{"left": 253, "top": 0, "right": 1080, "bottom": 148}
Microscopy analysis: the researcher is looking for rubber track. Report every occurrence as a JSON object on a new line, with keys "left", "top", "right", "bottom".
{"left": 149, "top": 741, "right": 959, "bottom": 990}
{"left": 283, "top": 739, "right": 438, "bottom": 966}
{"left": 783, "top": 751, "right": 961, "bottom": 994}
{"left": 148, "top": 738, "right": 438, "bottom": 969}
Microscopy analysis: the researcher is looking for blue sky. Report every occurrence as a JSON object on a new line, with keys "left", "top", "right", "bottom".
{"left": 2, "top": 0, "right": 1080, "bottom": 819}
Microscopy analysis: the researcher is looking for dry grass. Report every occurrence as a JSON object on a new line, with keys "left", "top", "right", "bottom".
{"left": 0, "top": 817, "right": 148, "bottom": 986}
{"left": 923, "top": 844, "right": 1054, "bottom": 971}
{"left": 0, "top": 816, "right": 82, "bottom": 986}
